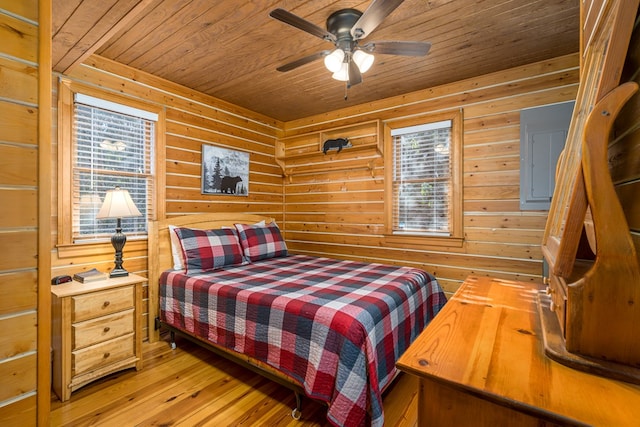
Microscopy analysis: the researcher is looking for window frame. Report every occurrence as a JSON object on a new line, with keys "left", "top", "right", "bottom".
{"left": 57, "top": 78, "right": 165, "bottom": 255}
{"left": 383, "top": 109, "right": 464, "bottom": 248}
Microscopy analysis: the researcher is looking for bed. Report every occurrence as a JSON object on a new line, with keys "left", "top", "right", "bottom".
{"left": 147, "top": 213, "right": 446, "bottom": 427}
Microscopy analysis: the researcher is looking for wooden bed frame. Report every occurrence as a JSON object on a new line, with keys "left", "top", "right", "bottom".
{"left": 147, "top": 213, "right": 308, "bottom": 418}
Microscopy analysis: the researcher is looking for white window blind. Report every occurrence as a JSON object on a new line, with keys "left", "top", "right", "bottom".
{"left": 392, "top": 120, "right": 452, "bottom": 235}
{"left": 73, "top": 95, "right": 155, "bottom": 242}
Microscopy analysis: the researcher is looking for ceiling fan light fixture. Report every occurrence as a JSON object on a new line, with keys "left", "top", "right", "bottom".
{"left": 332, "top": 62, "right": 349, "bottom": 81}
{"left": 353, "top": 50, "right": 374, "bottom": 73}
{"left": 324, "top": 49, "right": 345, "bottom": 72}
{"left": 271, "top": 4, "right": 432, "bottom": 92}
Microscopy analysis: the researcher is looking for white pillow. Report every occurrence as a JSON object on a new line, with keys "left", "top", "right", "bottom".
{"left": 222, "top": 220, "right": 266, "bottom": 229}
{"left": 168, "top": 225, "right": 185, "bottom": 270}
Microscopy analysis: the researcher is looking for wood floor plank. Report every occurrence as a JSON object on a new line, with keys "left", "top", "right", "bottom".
{"left": 51, "top": 344, "right": 223, "bottom": 424}
{"left": 51, "top": 334, "right": 417, "bottom": 426}
{"left": 96, "top": 367, "right": 258, "bottom": 426}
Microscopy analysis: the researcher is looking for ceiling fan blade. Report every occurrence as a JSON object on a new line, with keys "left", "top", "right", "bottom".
{"left": 348, "top": 58, "right": 363, "bottom": 86}
{"left": 350, "top": 0, "right": 405, "bottom": 40}
{"left": 362, "top": 41, "right": 431, "bottom": 56}
{"left": 276, "top": 50, "right": 331, "bottom": 72}
{"left": 270, "top": 9, "right": 336, "bottom": 43}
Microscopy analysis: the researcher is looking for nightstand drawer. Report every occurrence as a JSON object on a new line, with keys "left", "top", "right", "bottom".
{"left": 73, "top": 309, "right": 135, "bottom": 349}
{"left": 72, "top": 285, "right": 134, "bottom": 322}
{"left": 73, "top": 333, "right": 135, "bottom": 375}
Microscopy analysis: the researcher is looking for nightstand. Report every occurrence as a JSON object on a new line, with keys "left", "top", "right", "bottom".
{"left": 51, "top": 273, "right": 145, "bottom": 402}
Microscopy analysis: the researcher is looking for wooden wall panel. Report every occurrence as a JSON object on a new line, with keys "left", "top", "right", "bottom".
{"left": 613, "top": 16, "right": 640, "bottom": 261}
{"left": 0, "top": 0, "right": 38, "bottom": 22}
{"left": 280, "top": 54, "right": 580, "bottom": 295}
{"left": 0, "top": 145, "right": 37, "bottom": 186}
{"left": 0, "top": 189, "right": 37, "bottom": 227}
{"left": 0, "top": 354, "right": 37, "bottom": 403}
{"left": 0, "top": 231, "right": 37, "bottom": 271}
{"left": 0, "top": 101, "right": 38, "bottom": 145}
{"left": 0, "top": 272, "right": 37, "bottom": 316}
{"left": 0, "top": 56, "right": 38, "bottom": 103}
{"left": 0, "top": 395, "right": 37, "bottom": 427}
{"left": 0, "top": 4, "right": 40, "bottom": 423}
{"left": 51, "top": 55, "right": 283, "bottom": 343}
{"left": 0, "top": 314, "right": 37, "bottom": 359}
{"left": 0, "top": 13, "right": 38, "bottom": 63}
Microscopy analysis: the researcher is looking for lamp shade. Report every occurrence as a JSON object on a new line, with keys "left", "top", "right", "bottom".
{"left": 96, "top": 187, "right": 142, "bottom": 219}
{"left": 324, "top": 49, "right": 345, "bottom": 73}
{"left": 332, "top": 62, "right": 350, "bottom": 81}
{"left": 353, "top": 50, "right": 374, "bottom": 73}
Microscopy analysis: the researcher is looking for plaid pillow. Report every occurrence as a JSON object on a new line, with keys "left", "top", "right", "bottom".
{"left": 234, "top": 222, "right": 288, "bottom": 262}
{"left": 173, "top": 227, "right": 245, "bottom": 274}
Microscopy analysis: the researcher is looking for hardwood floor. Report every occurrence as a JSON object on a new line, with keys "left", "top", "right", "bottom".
{"left": 50, "top": 334, "right": 419, "bottom": 426}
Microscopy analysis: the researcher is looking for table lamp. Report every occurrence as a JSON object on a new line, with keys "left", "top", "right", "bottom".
{"left": 96, "top": 186, "right": 142, "bottom": 277}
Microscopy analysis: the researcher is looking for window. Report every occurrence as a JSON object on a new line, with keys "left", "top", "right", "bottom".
{"left": 58, "top": 80, "right": 162, "bottom": 247}
{"left": 384, "top": 110, "right": 463, "bottom": 246}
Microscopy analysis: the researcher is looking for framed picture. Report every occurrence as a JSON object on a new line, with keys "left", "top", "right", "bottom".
{"left": 201, "top": 144, "right": 249, "bottom": 196}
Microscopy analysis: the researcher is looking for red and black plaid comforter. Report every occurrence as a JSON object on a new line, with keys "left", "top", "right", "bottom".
{"left": 160, "top": 254, "right": 446, "bottom": 427}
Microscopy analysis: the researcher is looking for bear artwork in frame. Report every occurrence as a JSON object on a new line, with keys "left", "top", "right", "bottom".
{"left": 201, "top": 144, "right": 249, "bottom": 196}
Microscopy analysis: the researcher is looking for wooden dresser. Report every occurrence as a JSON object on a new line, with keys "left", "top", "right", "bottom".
{"left": 397, "top": 276, "right": 640, "bottom": 426}
{"left": 51, "top": 274, "right": 144, "bottom": 402}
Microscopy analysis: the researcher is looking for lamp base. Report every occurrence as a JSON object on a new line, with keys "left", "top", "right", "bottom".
{"left": 109, "top": 268, "right": 129, "bottom": 278}
{"left": 109, "top": 219, "right": 130, "bottom": 279}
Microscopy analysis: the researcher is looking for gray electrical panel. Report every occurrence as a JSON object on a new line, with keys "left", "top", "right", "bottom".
{"left": 520, "top": 101, "right": 575, "bottom": 210}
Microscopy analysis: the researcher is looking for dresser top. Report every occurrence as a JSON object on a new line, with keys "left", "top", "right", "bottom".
{"left": 397, "top": 275, "right": 640, "bottom": 426}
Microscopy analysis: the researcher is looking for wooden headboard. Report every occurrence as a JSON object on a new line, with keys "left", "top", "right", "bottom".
{"left": 147, "top": 213, "right": 276, "bottom": 342}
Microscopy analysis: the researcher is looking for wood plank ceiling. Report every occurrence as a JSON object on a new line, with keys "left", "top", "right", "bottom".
{"left": 52, "top": 0, "right": 580, "bottom": 122}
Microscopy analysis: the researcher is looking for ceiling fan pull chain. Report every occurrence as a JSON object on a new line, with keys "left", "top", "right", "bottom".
{"left": 344, "top": 83, "right": 349, "bottom": 100}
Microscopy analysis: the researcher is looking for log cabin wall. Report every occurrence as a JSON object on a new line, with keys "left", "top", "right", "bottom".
{"left": 0, "top": 0, "right": 51, "bottom": 424}
{"left": 614, "top": 13, "right": 640, "bottom": 263}
{"left": 50, "top": 55, "right": 284, "bottom": 341}
{"left": 279, "top": 53, "right": 580, "bottom": 295}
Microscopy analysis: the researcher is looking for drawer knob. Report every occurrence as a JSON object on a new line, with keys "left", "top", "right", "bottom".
{"left": 102, "top": 301, "right": 110, "bottom": 308}
{"left": 103, "top": 326, "right": 110, "bottom": 333}
{"left": 103, "top": 352, "right": 110, "bottom": 359}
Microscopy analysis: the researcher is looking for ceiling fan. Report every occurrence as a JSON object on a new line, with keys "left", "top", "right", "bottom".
{"left": 269, "top": 0, "right": 431, "bottom": 89}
